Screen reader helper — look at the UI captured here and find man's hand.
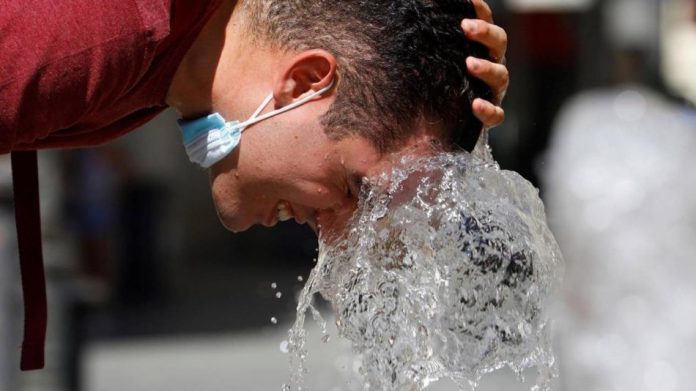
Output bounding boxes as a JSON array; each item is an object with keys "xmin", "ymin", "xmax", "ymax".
[{"xmin": 462, "ymin": 0, "xmax": 509, "ymax": 129}]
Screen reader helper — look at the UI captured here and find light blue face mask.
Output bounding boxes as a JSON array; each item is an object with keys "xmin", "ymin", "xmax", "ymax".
[{"xmin": 178, "ymin": 82, "xmax": 334, "ymax": 168}]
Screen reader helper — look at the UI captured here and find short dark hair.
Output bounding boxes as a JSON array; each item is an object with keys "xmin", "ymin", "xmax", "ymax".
[{"xmin": 243, "ymin": 0, "xmax": 492, "ymax": 152}]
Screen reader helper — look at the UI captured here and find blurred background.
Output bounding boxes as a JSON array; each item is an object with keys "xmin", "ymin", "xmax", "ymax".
[{"xmin": 2, "ymin": 0, "xmax": 695, "ymax": 389}]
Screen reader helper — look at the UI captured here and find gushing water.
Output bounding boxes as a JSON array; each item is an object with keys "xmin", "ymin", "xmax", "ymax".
[{"xmin": 285, "ymin": 139, "xmax": 564, "ymax": 390}]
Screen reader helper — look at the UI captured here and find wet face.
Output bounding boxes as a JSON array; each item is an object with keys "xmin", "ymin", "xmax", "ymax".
[
  {"xmin": 207, "ymin": 105, "xmax": 443, "ymax": 239},
  {"xmin": 208, "ymin": 119, "xmax": 387, "ymax": 236},
  {"xmin": 205, "ymin": 36, "xmax": 436, "ymax": 237},
  {"xmin": 207, "ymin": 70, "xmax": 447, "ymax": 237}
]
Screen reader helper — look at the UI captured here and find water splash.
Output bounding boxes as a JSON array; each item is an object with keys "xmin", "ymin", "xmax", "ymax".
[{"xmin": 287, "ymin": 143, "xmax": 563, "ymax": 390}]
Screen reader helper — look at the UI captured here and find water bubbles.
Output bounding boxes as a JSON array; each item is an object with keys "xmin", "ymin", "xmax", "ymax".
[
  {"xmin": 280, "ymin": 340, "xmax": 290, "ymax": 354},
  {"xmin": 272, "ymin": 283, "xmax": 282, "ymax": 299},
  {"xmin": 297, "ymin": 275, "xmax": 304, "ymax": 282},
  {"xmin": 286, "ymin": 151, "xmax": 563, "ymax": 390},
  {"xmin": 271, "ymin": 317, "xmax": 278, "ymax": 325}
]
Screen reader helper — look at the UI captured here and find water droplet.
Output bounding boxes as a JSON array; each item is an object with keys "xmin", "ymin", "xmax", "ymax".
[
  {"xmin": 270, "ymin": 317, "xmax": 278, "ymax": 324},
  {"xmin": 271, "ymin": 282, "xmax": 277, "ymax": 289},
  {"xmin": 276, "ymin": 292, "xmax": 283, "ymax": 299},
  {"xmin": 321, "ymin": 334, "xmax": 330, "ymax": 343},
  {"xmin": 297, "ymin": 275, "xmax": 304, "ymax": 282},
  {"xmin": 280, "ymin": 340, "xmax": 289, "ymax": 353}
]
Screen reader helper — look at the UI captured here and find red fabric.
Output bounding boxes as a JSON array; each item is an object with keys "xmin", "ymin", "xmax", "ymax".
[
  {"xmin": 0, "ymin": 0, "xmax": 222, "ymax": 371},
  {"xmin": 0, "ymin": 0, "xmax": 222, "ymax": 152}
]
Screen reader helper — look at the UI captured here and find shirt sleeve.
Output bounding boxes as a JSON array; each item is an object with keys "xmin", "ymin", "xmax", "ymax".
[{"xmin": 0, "ymin": 0, "xmax": 170, "ymax": 153}]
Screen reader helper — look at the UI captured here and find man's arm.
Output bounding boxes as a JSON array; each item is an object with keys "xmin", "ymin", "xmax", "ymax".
[{"xmin": 463, "ymin": 0, "xmax": 510, "ymax": 129}]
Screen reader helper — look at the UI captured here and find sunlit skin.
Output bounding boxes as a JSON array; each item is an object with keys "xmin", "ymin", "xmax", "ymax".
[{"xmin": 167, "ymin": 0, "xmax": 510, "ymax": 236}]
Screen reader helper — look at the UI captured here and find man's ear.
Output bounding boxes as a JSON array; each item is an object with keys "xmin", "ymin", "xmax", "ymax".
[{"xmin": 274, "ymin": 49, "xmax": 337, "ymax": 108}]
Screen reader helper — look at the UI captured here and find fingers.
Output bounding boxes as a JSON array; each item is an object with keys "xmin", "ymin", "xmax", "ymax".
[
  {"xmin": 473, "ymin": 98, "xmax": 505, "ymax": 129},
  {"xmin": 461, "ymin": 18, "xmax": 508, "ymax": 62},
  {"xmin": 470, "ymin": 0, "xmax": 493, "ymax": 23},
  {"xmin": 466, "ymin": 57, "xmax": 509, "ymax": 103},
  {"xmin": 465, "ymin": 0, "xmax": 509, "ymax": 129}
]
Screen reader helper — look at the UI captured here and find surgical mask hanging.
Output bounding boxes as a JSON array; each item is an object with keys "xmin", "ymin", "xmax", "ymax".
[{"xmin": 178, "ymin": 81, "xmax": 335, "ymax": 169}]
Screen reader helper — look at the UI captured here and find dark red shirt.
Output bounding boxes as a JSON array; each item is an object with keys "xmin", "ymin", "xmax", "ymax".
[
  {"xmin": 0, "ymin": 0, "xmax": 222, "ymax": 153},
  {"xmin": 0, "ymin": 0, "xmax": 222, "ymax": 371}
]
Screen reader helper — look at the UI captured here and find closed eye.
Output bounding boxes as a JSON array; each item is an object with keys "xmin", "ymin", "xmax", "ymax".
[{"xmin": 347, "ymin": 173, "xmax": 364, "ymax": 199}]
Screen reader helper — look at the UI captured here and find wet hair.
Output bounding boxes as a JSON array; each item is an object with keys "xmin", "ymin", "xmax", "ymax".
[{"xmin": 242, "ymin": 0, "xmax": 493, "ymax": 152}]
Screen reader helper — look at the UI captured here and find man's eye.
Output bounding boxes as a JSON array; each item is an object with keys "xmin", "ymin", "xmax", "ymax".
[{"xmin": 347, "ymin": 175, "xmax": 364, "ymax": 199}]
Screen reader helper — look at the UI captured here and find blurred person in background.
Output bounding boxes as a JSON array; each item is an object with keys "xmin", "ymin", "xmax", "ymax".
[
  {"xmin": 1, "ymin": 0, "xmax": 510, "ymax": 372},
  {"xmin": 542, "ymin": 0, "xmax": 696, "ymax": 390}
]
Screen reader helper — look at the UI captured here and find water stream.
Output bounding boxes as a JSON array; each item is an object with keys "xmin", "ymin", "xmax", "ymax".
[{"xmin": 285, "ymin": 138, "xmax": 564, "ymax": 390}]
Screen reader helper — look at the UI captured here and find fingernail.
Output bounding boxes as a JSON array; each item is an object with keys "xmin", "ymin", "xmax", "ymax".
[
  {"xmin": 466, "ymin": 57, "xmax": 479, "ymax": 71},
  {"xmin": 462, "ymin": 19, "xmax": 476, "ymax": 33}
]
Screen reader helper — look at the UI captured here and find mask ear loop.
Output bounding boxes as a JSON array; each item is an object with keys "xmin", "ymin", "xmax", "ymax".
[
  {"xmin": 236, "ymin": 80, "xmax": 335, "ymax": 132},
  {"xmin": 248, "ymin": 94, "xmax": 274, "ymax": 123}
]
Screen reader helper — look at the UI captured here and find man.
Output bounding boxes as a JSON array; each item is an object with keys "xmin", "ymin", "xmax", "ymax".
[
  {"xmin": 1, "ymin": 0, "xmax": 509, "ymax": 371},
  {"xmin": 172, "ymin": 0, "xmax": 509, "ymax": 235}
]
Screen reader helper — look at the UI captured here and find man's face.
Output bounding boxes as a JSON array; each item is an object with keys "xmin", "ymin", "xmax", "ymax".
[
  {"xmin": 208, "ymin": 99, "xmax": 394, "ymax": 237},
  {"xmin": 207, "ymin": 89, "xmax": 439, "ymax": 238},
  {"xmin": 206, "ymin": 41, "xmax": 436, "ymax": 237}
]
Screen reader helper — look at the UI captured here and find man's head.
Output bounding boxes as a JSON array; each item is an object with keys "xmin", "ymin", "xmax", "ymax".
[{"xmin": 207, "ymin": 0, "xmax": 491, "ymax": 234}]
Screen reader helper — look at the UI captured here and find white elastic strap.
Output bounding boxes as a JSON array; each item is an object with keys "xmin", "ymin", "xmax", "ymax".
[
  {"xmin": 249, "ymin": 94, "xmax": 274, "ymax": 120},
  {"xmin": 237, "ymin": 81, "xmax": 335, "ymax": 132}
]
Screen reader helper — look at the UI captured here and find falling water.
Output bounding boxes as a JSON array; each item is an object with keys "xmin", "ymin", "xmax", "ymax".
[{"xmin": 285, "ymin": 137, "xmax": 564, "ymax": 390}]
